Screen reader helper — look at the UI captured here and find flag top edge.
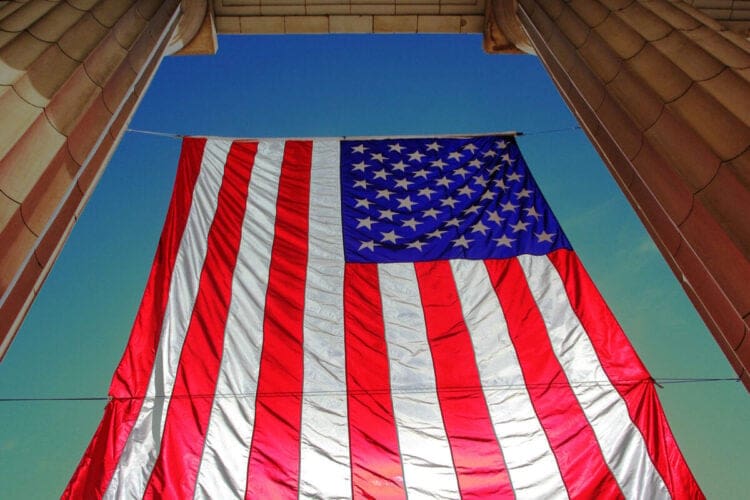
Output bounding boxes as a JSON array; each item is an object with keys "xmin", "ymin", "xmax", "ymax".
[{"xmin": 180, "ymin": 131, "xmax": 521, "ymax": 142}]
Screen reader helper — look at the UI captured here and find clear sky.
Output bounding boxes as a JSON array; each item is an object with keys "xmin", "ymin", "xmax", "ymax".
[{"xmin": 0, "ymin": 34, "xmax": 748, "ymax": 499}]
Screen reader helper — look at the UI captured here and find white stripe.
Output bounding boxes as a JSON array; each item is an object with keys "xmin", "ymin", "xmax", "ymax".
[
  {"xmin": 298, "ymin": 140, "xmax": 351, "ymax": 499},
  {"xmin": 518, "ymin": 254, "xmax": 670, "ymax": 500},
  {"xmin": 379, "ymin": 263, "xmax": 460, "ymax": 500},
  {"xmin": 450, "ymin": 259, "xmax": 568, "ymax": 500},
  {"xmin": 193, "ymin": 141, "xmax": 284, "ymax": 499},
  {"xmin": 105, "ymin": 140, "xmax": 232, "ymax": 499}
]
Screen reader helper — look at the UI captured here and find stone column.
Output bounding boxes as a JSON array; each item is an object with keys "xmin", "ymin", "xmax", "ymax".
[
  {"xmin": 489, "ymin": 0, "xmax": 750, "ymax": 388},
  {"xmin": 0, "ymin": 0, "xmax": 189, "ymax": 359}
]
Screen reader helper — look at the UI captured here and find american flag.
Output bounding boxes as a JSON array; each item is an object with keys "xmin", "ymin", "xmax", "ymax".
[{"xmin": 65, "ymin": 135, "xmax": 702, "ymax": 499}]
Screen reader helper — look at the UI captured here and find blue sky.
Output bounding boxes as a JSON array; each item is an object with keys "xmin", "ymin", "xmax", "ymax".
[{"xmin": 0, "ymin": 34, "xmax": 748, "ymax": 498}]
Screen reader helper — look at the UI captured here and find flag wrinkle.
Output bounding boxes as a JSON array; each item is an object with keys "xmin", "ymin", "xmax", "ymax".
[
  {"xmin": 519, "ymin": 254, "xmax": 669, "ymax": 499},
  {"xmin": 379, "ymin": 263, "xmax": 462, "ymax": 498},
  {"xmin": 103, "ymin": 139, "xmax": 232, "ymax": 500},
  {"xmin": 416, "ymin": 260, "xmax": 513, "ymax": 497},
  {"xmin": 245, "ymin": 141, "xmax": 311, "ymax": 500},
  {"xmin": 451, "ymin": 259, "xmax": 568, "ymax": 500},
  {"xmin": 486, "ymin": 257, "xmax": 623, "ymax": 499},
  {"xmin": 194, "ymin": 140, "xmax": 285, "ymax": 498},
  {"xmin": 143, "ymin": 140, "xmax": 257, "ymax": 499},
  {"xmin": 547, "ymin": 250, "xmax": 702, "ymax": 499}
]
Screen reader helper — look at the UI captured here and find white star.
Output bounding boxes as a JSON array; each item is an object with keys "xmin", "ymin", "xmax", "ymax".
[
  {"xmin": 494, "ymin": 178, "xmax": 508, "ymax": 190},
  {"xmin": 482, "ymin": 150, "xmax": 498, "ymax": 158},
  {"xmin": 435, "ymin": 176, "xmax": 452, "ymax": 188},
  {"xmin": 511, "ymin": 220, "xmax": 530, "ymax": 232},
  {"xmin": 418, "ymin": 186, "xmax": 436, "ymax": 199},
  {"xmin": 473, "ymin": 176, "xmax": 488, "ymax": 187},
  {"xmin": 507, "ymin": 172, "xmax": 523, "ymax": 182},
  {"xmin": 352, "ymin": 144, "xmax": 367, "ymax": 154},
  {"xmin": 378, "ymin": 208, "xmax": 397, "ymax": 220},
  {"xmin": 388, "ymin": 143, "xmax": 405, "ymax": 153},
  {"xmin": 381, "ymin": 230, "xmax": 400, "ymax": 244},
  {"xmin": 373, "ymin": 169, "xmax": 390, "ymax": 180},
  {"xmin": 376, "ymin": 188, "xmax": 393, "ymax": 200},
  {"xmin": 452, "ymin": 235, "xmax": 472, "ymax": 248},
  {"xmin": 496, "ymin": 140, "xmax": 508, "ymax": 149},
  {"xmin": 500, "ymin": 153, "xmax": 515, "ymax": 164},
  {"xmin": 431, "ymin": 159, "xmax": 448, "ymax": 169},
  {"xmin": 535, "ymin": 230, "xmax": 556, "ymax": 243},
  {"xmin": 468, "ymin": 159, "xmax": 482, "ymax": 168},
  {"xmin": 359, "ymin": 240, "xmax": 376, "ymax": 251},
  {"xmin": 407, "ymin": 240, "xmax": 426, "ymax": 251},
  {"xmin": 413, "ymin": 168, "xmax": 430, "ymax": 179},
  {"xmin": 441, "ymin": 197, "xmax": 459, "ymax": 208},
  {"xmin": 370, "ymin": 152, "xmax": 387, "ymax": 162},
  {"xmin": 481, "ymin": 191, "xmax": 496, "ymax": 201},
  {"xmin": 391, "ymin": 160, "xmax": 409, "ymax": 172},
  {"xmin": 394, "ymin": 178, "xmax": 413, "ymax": 190},
  {"xmin": 448, "ymin": 151, "xmax": 463, "ymax": 161},
  {"xmin": 357, "ymin": 217, "xmax": 376, "ymax": 229},
  {"xmin": 355, "ymin": 198, "xmax": 373, "ymax": 209},
  {"xmin": 397, "ymin": 196, "xmax": 416, "ymax": 210},
  {"xmin": 487, "ymin": 165, "xmax": 501, "ymax": 175},
  {"xmin": 487, "ymin": 211, "xmax": 504, "ymax": 224},
  {"xmin": 452, "ymin": 167, "xmax": 470, "ymax": 178},
  {"xmin": 353, "ymin": 179, "xmax": 370, "ymax": 189},
  {"xmin": 494, "ymin": 234, "xmax": 515, "ymax": 248},
  {"xmin": 471, "ymin": 220, "xmax": 490, "ymax": 235},
  {"xmin": 464, "ymin": 205, "xmax": 481, "ymax": 215},
  {"xmin": 401, "ymin": 218, "xmax": 421, "ymax": 230},
  {"xmin": 352, "ymin": 161, "xmax": 369, "ymax": 172},
  {"xmin": 463, "ymin": 143, "xmax": 478, "ymax": 152},
  {"xmin": 445, "ymin": 217, "xmax": 462, "ymax": 228},
  {"xmin": 408, "ymin": 150, "xmax": 426, "ymax": 162},
  {"xmin": 516, "ymin": 188, "xmax": 533, "ymax": 199},
  {"xmin": 524, "ymin": 206, "xmax": 542, "ymax": 219},
  {"xmin": 422, "ymin": 207, "xmax": 441, "ymax": 219},
  {"xmin": 457, "ymin": 185, "xmax": 475, "ymax": 197},
  {"xmin": 426, "ymin": 141, "xmax": 443, "ymax": 151},
  {"xmin": 500, "ymin": 200, "xmax": 519, "ymax": 212},
  {"xmin": 426, "ymin": 228, "xmax": 446, "ymax": 239}
]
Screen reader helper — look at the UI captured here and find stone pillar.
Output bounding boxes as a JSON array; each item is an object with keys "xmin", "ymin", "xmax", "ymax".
[
  {"xmin": 489, "ymin": 0, "xmax": 750, "ymax": 388},
  {"xmin": 0, "ymin": 0, "xmax": 187, "ymax": 359}
]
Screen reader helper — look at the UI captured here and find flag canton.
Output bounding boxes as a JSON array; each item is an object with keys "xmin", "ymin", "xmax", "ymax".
[{"xmin": 340, "ymin": 136, "xmax": 571, "ymax": 263}]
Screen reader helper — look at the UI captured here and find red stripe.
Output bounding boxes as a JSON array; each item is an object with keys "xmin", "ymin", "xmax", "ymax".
[
  {"xmin": 344, "ymin": 263, "xmax": 406, "ymax": 500},
  {"xmin": 484, "ymin": 258, "xmax": 624, "ymax": 500},
  {"xmin": 547, "ymin": 249, "xmax": 704, "ymax": 500},
  {"xmin": 142, "ymin": 142, "xmax": 258, "ymax": 498},
  {"xmin": 415, "ymin": 260, "xmax": 513, "ymax": 499},
  {"xmin": 245, "ymin": 141, "xmax": 312, "ymax": 499},
  {"xmin": 62, "ymin": 138, "xmax": 207, "ymax": 499}
]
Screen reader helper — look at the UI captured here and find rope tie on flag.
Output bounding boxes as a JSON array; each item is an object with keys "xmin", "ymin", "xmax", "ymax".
[
  {"xmin": 126, "ymin": 128, "xmax": 185, "ymax": 139},
  {"xmin": 0, "ymin": 376, "xmax": 741, "ymax": 402}
]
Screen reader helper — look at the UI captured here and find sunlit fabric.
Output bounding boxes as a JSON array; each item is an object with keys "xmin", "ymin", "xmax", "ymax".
[{"xmin": 64, "ymin": 135, "xmax": 703, "ymax": 499}]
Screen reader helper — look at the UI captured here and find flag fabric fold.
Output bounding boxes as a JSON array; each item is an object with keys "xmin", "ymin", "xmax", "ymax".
[{"xmin": 64, "ymin": 134, "xmax": 703, "ymax": 499}]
